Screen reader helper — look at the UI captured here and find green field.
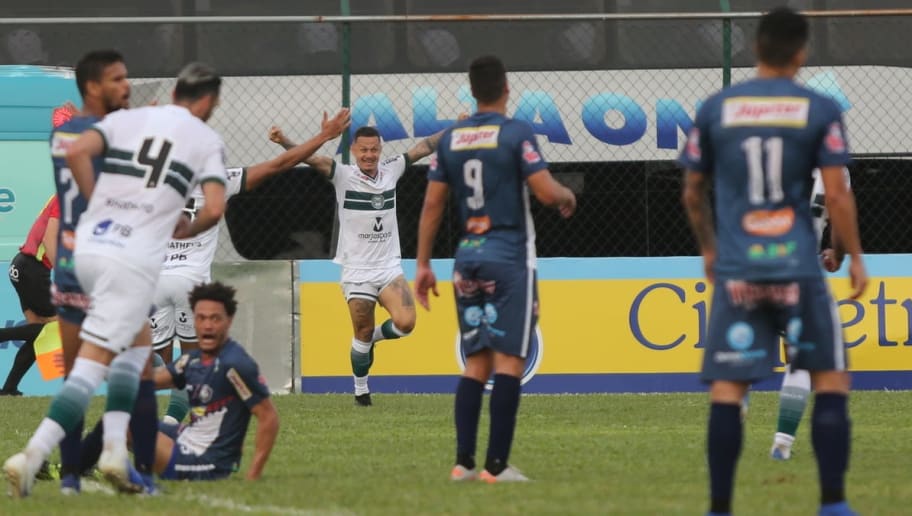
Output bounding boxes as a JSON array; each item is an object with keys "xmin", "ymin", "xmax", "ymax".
[{"xmin": 0, "ymin": 391, "xmax": 910, "ymax": 515}]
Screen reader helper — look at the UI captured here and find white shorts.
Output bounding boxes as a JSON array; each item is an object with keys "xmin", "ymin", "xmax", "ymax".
[
  {"xmin": 151, "ymin": 274, "xmax": 199, "ymax": 348},
  {"xmin": 341, "ymin": 266, "xmax": 403, "ymax": 302},
  {"xmin": 75, "ymin": 254, "xmax": 155, "ymax": 354}
]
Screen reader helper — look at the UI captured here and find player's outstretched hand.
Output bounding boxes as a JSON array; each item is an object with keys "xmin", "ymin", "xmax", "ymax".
[
  {"xmin": 821, "ymin": 248, "xmax": 843, "ymax": 273},
  {"xmin": 268, "ymin": 125, "xmax": 289, "ymax": 146},
  {"xmin": 558, "ymin": 190, "xmax": 576, "ymax": 218},
  {"xmin": 321, "ymin": 108, "xmax": 351, "ymax": 139},
  {"xmin": 172, "ymin": 212, "xmax": 192, "ymax": 239},
  {"xmin": 415, "ymin": 265, "xmax": 438, "ymax": 311},
  {"xmin": 848, "ymin": 255, "xmax": 868, "ymax": 300}
]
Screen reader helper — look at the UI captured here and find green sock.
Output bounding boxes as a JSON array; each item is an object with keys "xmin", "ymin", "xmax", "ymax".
[
  {"xmin": 106, "ymin": 360, "xmax": 141, "ymax": 414},
  {"xmin": 47, "ymin": 378, "xmax": 94, "ymax": 431},
  {"xmin": 777, "ymin": 385, "xmax": 810, "ymax": 436},
  {"xmin": 166, "ymin": 388, "xmax": 190, "ymax": 422},
  {"xmin": 351, "ymin": 349, "xmax": 371, "ymax": 377}
]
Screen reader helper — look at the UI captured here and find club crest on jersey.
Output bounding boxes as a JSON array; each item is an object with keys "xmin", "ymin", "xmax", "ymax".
[
  {"xmin": 522, "ymin": 141, "xmax": 541, "ymax": 164},
  {"xmin": 686, "ymin": 127, "xmax": 701, "ymax": 160},
  {"xmin": 742, "ymin": 207, "xmax": 795, "ymax": 237},
  {"xmin": 825, "ymin": 122, "xmax": 846, "ymax": 153},
  {"xmin": 722, "ymin": 97, "xmax": 809, "ymax": 128},
  {"xmin": 450, "ymin": 126, "xmax": 500, "ymax": 150},
  {"xmin": 370, "ymin": 194, "xmax": 385, "ymax": 209}
]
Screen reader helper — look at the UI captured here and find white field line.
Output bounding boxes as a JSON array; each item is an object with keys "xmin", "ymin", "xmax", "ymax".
[{"xmin": 182, "ymin": 493, "xmax": 357, "ymax": 516}]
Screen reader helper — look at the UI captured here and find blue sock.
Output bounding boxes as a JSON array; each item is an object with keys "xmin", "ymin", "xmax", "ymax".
[
  {"xmin": 80, "ymin": 420, "xmax": 104, "ymax": 475},
  {"xmin": 454, "ymin": 377, "xmax": 485, "ymax": 469},
  {"xmin": 130, "ymin": 380, "xmax": 158, "ymax": 474},
  {"xmin": 812, "ymin": 393, "xmax": 850, "ymax": 505},
  {"xmin": 59, "ymin": 417, "xmax": 84, "ymax": 477},
  {"xmin": 484, "ymin": 373, "xmax": 521, "ymax": 475},
  {"xmin": 707, "ymin": 403, "xmax": 742, "ymax": 515}
]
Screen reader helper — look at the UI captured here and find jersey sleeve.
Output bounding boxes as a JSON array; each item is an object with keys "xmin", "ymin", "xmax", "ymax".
[
  {"xmin": 381, "ymin": 153, "xmax": 409, "ymax": 182},
  {"xmin": 47, "ymin": 195, "xmax": 61, "ymax": 218},
  {"xmin": 816, "ymin": 100, "xmax": 851, "ymax": 168},
  {"xmin": 91, "ymin": 110, "xmax": 124, "ymax": 152},
  {"xmin": 225, "ymin": 167, "xmax": 246, "ymax": 197},
  {"xmin": 225, "ymin": 358, "xmax": 270, "ymax": 410},
  {"xmin": 677, "ymin": 101, "xmax": 713, "ymax": 174},
  {"xmin": 513, "ymin": 122, "xmax": 549, "ymax": 179},
  {"xmin": 198, "ymin": 135, "xmax": 228, "ymax": 187},
  {"xmin": 166, "ymin": 353, "xmax": 192, "ymax": 390},
  {"xmin": 427, "ymin": 132, "xmax": 449, "ymax": 183}
]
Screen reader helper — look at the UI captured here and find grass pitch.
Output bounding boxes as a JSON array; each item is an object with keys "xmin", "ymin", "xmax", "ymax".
[{"xmin": 0, "ymin": 391, "xmax": 910, "ymax": 515}]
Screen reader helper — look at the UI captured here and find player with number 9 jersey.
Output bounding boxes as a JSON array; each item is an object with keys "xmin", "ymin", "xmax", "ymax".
[{"xmin": 678, "ymin": 80, "xmax": 851, "ymax": 281}]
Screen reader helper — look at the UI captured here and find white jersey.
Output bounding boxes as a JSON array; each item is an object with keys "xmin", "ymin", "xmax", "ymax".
[
  {"xmin": 161, "ymin": 167, "xmax": 245, "ymax": 282},
  {"xmin": 75, "ymin": 105, "xmax": 227, "ymax": 279},
  {"xmin": 331, "ymin": 154, "xmax": 409, "ymax": 269},
  {"xmin": 809, "ymin": 167, "xmax": 851, "ymax": 247}
]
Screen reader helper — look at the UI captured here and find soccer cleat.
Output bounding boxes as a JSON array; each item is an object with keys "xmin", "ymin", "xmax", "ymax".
[
  {"xmin": 770, "ymin": 443, "xmax": 792, "ymax": 461},
  {"xmin": 36, "ymin": 460, "xmax": 60, "ymax": 481},
  {"xmin": 449, "ymin": 465, "xmax": 478, "ymax": 482},
  {"xmin": 137, "ymin": 472, "xmax": 161, "ymax": 496},
  {"xmin": 479, "ymin": 466, "xmax": 529, "ymax": 483},
  {"xmin": 4, "ymin": 452, "xmax": 36, "ymax": 499},
  {"xmin": 818, "ymin": 501, "xmax": 858, "ymax": 516},
  {"xmin": 98, "ymin": 446, "xmax": 143, "ymax": 494},
  {"xmin": 60, "ymin": 473, "xmax": 81, "ymax": 495},
  {"xmin": 355, "ymin": 393, "xmax": 372, "ymax": 406}
]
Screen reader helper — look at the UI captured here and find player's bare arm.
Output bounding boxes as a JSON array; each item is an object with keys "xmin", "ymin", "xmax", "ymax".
[
  {"xmin": 415, "ymin": 181, "xmax": 449, "ymax": 310},
  {"xmin": 681, "ymin": 170, "xmax": 717, "ymax": 282},
  {"xmin": 41, "ymin": 216, "xmax": 59, "ymax": 266},
  {"xmin": 246, "ymin": 398, "xmax": 279, "ymax": 480},
  {"xmin": 152, "ymin": 366, "xmax": 175, "ymax": 390},
  {"xmin": 268, "ymin": 125, "xmax": 334, "ymax": 177},
  {"xmin": 246, "ymin": 110, "xmax": 351, "ymax": 191},
  {"xmin": 820, "ymin": 164, "xmax": 867, "ymax": 298},
  {"xmin": 66, "ymin": 129, "xmax": 106, "ymax": 199},
  {"xmin": 405, "ymin": 114, "xmax": 467, "ymax": 163},
  {"xmin": 177, "ymin": 180, "xmax": 227, "ymax": 239},
  {"xmin": 526, "ymin": 169, "xmax": 577, "ymax": 218}
]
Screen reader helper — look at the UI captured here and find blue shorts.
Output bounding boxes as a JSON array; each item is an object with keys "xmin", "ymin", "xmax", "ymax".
[
  {"xmin": 453, "ymin": 261, "xmax": 538, "ymax": 359},
  {"xmin": 52, "ymin": 270, "xmax": 89, "ymax": 325},
  {"xmin": 158, "ymin": 421, "xmax": 231, "ymax": 481},
  {"xmin": 701, "ymin": 277, "xmax": 846, "ymax": 383}
]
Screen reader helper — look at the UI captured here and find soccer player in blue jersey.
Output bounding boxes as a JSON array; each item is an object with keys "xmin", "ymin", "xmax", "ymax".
[
  {"xmin": 415, "ymin": 55, "xmax": 576, "ymax": 483},
  {"xmin": 45, "ymin": 49, "xmax": 162, "ymax": 496},
  {"xmin": 150, "ymin": 282, "xmax": 279, "ymax": 481},
  {"xmin": 678, "ymin": 8, "xmax": 866, "ymax": 516}
]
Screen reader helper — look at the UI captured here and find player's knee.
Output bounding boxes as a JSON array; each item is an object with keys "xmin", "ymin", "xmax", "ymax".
[
  {"xmin": 355, "ymin": 327, "xmax": 374, "ymax": 343},
  {"xmin": 393, "ymin": 313, "xmax": 416, "ymax": 335}
]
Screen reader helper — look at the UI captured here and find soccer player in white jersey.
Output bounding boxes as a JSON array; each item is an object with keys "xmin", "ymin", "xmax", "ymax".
[
  {"xmin": 152, "ymin": 109, "xmax": 351, "ymax": 364},
  {"xmin": 270, "ymin": 123, "xmax": 452, "ymax": 405},
  {"xmin": 770, "ymin": 166, "xmax": 852, "ymax": 460},
  {"xmin": 4, "ymin": 62, "xmax": 229, "ymax": 498}
]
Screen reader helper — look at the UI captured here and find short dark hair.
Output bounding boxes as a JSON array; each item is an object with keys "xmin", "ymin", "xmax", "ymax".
[
  {"xmin": 469, "ymin": 55, "xmax": 507, "ymax": 104},
  {"xmin": 756, "ymin": 7, "xmax": 809, "ymax": 67},
  {"xmin": 353, "ymin": 126, "xmax": 381, "ymax": 141},
  {"xmin": 189, "ymin": 281, "xmax": 238, "ymax": 317},
  {"xmin": 174, "ymin": 62, "xmax": 222, "ymax": 102},
  {"xmin": 75, "ymin": 50, "xmax": 124, "ymax": 98}
]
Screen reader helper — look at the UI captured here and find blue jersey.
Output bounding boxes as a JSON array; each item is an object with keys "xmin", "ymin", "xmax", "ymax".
[
  {"xmin": 678, "ymin": 78, "xmax": 850, "ymax": 281},
  {"xmin": 167, "ymin": 339, "xmax": 270, "ymax": 476},
  {"xmin": 49, "ymin": 115, "xmax": 101, "ymax": 294},
  {"xmin": 428, "ymin": 112, "xmax": 548, "ymax": 265}
]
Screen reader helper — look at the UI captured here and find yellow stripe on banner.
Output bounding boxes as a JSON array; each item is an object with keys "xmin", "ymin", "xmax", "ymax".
[
  {"xmin": 34, "ymin": 320, "xmax": 63, "ymax": 381},
  {"xmin": 300, "ymin": 277, "xmax": 912, "ymax": 378}
]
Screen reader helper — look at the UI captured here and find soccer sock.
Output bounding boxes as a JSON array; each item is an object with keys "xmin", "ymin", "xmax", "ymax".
[
  {"xmin": 1, "ymin": 323, "xmax": 42, "ymax": 391},
  {"xmin": 350, "ymin": 338, "xmax": 372, "ymax": 378},
  {"xmin": 812, "ymin": 393, "xmax": 850, "ymax": 505},
  {"xmin": 129, "ymin": 380, "xmax": 158, "ymax": 474},
  {"xmin": 26, "ymin": 358, "xmax": 107, "ymax": 469},
  {"xmin": 166, "ymin": 388, "xmax": 190, "ymax": 423},
  {"xmin": 776, "ymin": 367, "xmax": 811, "ymax": 438},
  {"xmin": 79, "ymin": 420, "xmax": 104, "ymax": 475},
  {"xmin": 59, "ymin": 417, "xmax": 84, "ymax": 477},
  {"xmin": 454, "ymin": 377, "xmax": 485, "ymax": 470},
  {"xmin": 484, "ymin": 374, "xmax": 521, "ymax": 475},
  {"xmin": 104, "ymin": 346, "xmax": 150, "ymax": 449},
  {"xmin": 707, "ymin": 403, "xmax": 743, "ymax": 515},
  {"xmin": 372, "ymin": 319, "xmax": 411, "ymax": 343}
]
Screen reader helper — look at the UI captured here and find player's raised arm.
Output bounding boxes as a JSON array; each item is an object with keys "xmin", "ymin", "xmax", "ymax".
[
  {"xmin": 245, "ymin": 110, "xmax": 351, "ymax": 191},
  {"xmin": 526, "ymin": 169, "xmax": 576, "ymax": 218},
  {"xmin": 406, "ymin": 114, "xmax": 469, "ymax": 164},
  {"xmin": 245, "ymin": 398, "xmax": 279, "ymax": 480},
  {"xmin": 65, "ymin": 129, "xmax": 106, "ymax": 200},
  {"xmin": 269, "ymin": 125, "xmax": 334, "ymax": 177},
  {"xmin": 681, "ymin": 169, "xmax": 717, "ymax": 283},
  {"xmin": 820, "ymin": 164, "xmax": 867, "ymax": 298}
]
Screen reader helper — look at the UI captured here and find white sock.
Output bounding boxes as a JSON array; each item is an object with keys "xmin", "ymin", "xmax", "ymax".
[
  {"xmin": 372, "ymin": 325, "xmax": 384, "ymax": 343},
  {"xmin": 351, "ymin": 338, "xmax": 371, "ymax": 354},
  {"xmin": 782, "ymin": 366, "xmax": 811, "ymax": 391},
  {"xmin": 774, "ymin": 432, "xmax": 796, "ymax": 448},
  {"xmin": 102, "ymin": 411, "xmax": 131, "ymax": 450},
  {"xmin": 354, "ymin": 375, "xmax": 369, "ymax": 396},
  {"xmin": 25, "ymin": 419, "xmax": 66, "ymax": 469}
]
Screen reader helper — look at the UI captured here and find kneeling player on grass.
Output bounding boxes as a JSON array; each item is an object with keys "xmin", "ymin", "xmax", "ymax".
[{"xmin": 151, "ymin": 282, "xmax": 279, "ymax": 480}]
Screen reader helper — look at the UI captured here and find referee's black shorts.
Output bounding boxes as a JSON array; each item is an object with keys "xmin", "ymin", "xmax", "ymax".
[{"xmin": 8, "ymin": 252, "xmax": 54, "ymax": 318}]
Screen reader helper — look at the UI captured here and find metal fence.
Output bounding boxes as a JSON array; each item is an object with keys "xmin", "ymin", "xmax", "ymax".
[{"xmin": 3, "ymin": 9, "xmax": 911, "ymax": 259}]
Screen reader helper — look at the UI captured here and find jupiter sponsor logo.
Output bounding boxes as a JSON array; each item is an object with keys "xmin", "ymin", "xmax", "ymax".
[
  {"xmin": 722, "ymin": 97, "xmax": 809, "ymax": 127},
  {"xmin": 451, "ymin": 126, "xmax": 500, "ymax": 150}
]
